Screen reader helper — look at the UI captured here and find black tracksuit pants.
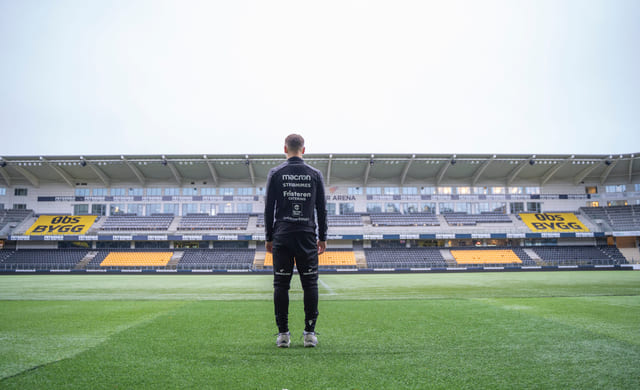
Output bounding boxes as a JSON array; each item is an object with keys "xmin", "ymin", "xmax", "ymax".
[{"xmin": 272, "ymin": 231, "xmax": 319, "ymax": 333}]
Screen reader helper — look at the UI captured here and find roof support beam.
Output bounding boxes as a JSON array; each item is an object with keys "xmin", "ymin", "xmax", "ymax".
[
  {"xmin": 363, "ymin": 155, "xmax": 373, "ymax": 186},
  {"xmin": 629, "ymin": 156, "xmax": 634, "ymax": 183},
  {"xmin": 0, "ymin": 167, "xmax": 11, "ymax": 186},
  {"xmin": 203, "ymin": 156, "xmax": 219, "ymax": 186},
  {"xmin": 471, "ymin": 156, "xmax": 494, "ymax": 186},
  {"xmin": 246, "ymin": 156, "xmax": 255, "ymax": 186},
  {"xmin": 166, "ymin": 161, "xmax": 182, "ymax": 186},
  {"xmin": 122, "ymin": 156, "xmax": 146, "ymax": 186},
  {"xmin": 507, "ymin": 155, "xmax": 535, "ymax": 185},
  {"xmin": 87, "ymin": 162, "xmax": 111, "ymax": 187},
  {"xmin": 326, "ymin": 154, "xmax": 333, "ymax": 186},
  {"xmin": 541, "ymin": 156, "xmax": 574, "ymax": 186},
  {"xmin": 14, "ymin": 166, "xmax": 39, "ymax": 187},
  {"xmin": 600, "ymin": 158, "xmax": 618, "ymax": 185},
  {"xmin": 436, "ymin": 156, "xmax": 454, "ymax": 186},
  {"xmin": 574, "ymin": 161, "xmax": 604, "ymax": 185},
  {"xmin": 400, "ymin": 155, "xmax": 415, "ymax": 185},
  {"xmin": 42, "ymin": 158, "xmax": 75, "ymax": 188}
]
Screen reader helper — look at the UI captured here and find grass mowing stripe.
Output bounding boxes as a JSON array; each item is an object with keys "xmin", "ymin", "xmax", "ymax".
[{"xmin": 0, "ymin": 301, "xmax": 188, "ymax": 380}]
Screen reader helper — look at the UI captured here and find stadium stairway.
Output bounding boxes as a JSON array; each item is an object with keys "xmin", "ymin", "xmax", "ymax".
[
  {"xmin": 439, "ymin": 249, "xmax": 457, "ymax": 267},
  {"xmin": 74, "ymin": 251, "xmax": 98, "ymax": 270},
  {"xmin": 167, "ymin": 217, "xmax": 181, "ymax": 232},
  {"xmin": 523, "ymin": 248, "xmax": 542, "ymax": 264},
  {"xmin": 619, "ymin": 247, "xmax": 640, "ymax": 264},
  {"xmin": 354, "ymin": 248, "xmax": 367, "ymax": 268},
  {"xmin": 167, "ymin": 251, "xmax": 183, "ymax": 268},
  {"xmin": 253, "ymin": 250, "xmax": 266, "ymax": 269}
]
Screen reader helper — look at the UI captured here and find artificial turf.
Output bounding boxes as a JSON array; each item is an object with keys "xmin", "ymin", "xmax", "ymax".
[{"xmin": 1, "ymin": 271, "xmax": 639, "ymax": 389}]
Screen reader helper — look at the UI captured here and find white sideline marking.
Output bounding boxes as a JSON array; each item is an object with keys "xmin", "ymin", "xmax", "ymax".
[{"xmin": 319, "ymin": 278, "xmax": 336, "ymax": 295}]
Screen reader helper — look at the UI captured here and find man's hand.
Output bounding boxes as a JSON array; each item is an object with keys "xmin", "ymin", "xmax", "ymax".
[
  {"xmin": 265, "ymin": 241, "xmax": 273, "ymax": 254},
  {"xmin": 317, "ymin": 240, "xmax": 326, "ymax": 254}
]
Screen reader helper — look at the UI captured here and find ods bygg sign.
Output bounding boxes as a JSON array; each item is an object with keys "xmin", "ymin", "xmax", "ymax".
[
  {"xmin": 519, "ymin": 213, "xmax": 589, "ymax": 233},
  {"xmin": 25, "ymin": 215, "xmax": 96, "ymax": 235}
]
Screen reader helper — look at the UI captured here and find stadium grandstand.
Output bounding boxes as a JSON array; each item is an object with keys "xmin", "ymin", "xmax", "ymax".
[{"xmin": 0, "ymin": 152, "xmax": 639, "ymax": 273}]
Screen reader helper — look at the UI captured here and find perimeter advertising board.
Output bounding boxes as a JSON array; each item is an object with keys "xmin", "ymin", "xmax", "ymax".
[{"xmin": 519, "ymin": 213, "xmax": 589, "ymax": 233}]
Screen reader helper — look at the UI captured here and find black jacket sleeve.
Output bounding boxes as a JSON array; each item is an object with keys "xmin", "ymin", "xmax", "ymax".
[
  {"xmin": 264, "ymin": 169, "xmax": 277, "ymax": 242},
  {"xmin": 316, "ymin": 172, "xmax": 328, "ymax": 241}
]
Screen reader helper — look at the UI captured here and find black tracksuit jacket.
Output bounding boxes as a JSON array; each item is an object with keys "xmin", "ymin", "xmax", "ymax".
[{"xmin": 264, "ymin": 156, "xmax": 328, "ymax": 242}]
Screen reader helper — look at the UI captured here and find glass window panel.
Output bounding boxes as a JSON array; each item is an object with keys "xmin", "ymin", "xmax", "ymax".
[
  {"xmin": 111, "ymin": 188, "xmax": 126, "ymax": 196},
  {"xmin": 473, "ymin": 187, "xmax": 488, "ymax": 195},
  {"xmin": 525, "ymin": 187, "xmax": 540, "ymax": 194},
  {"xmin": 163, "ymin": 203, "xmax": 179, "ymax": 215},
  {"xmin": 348, "ymin": 187, "xmax": 363, "ymax": 195},
  {"xmin": 402, "ymin": 187, "xmax": 418, "ymax": 195},
  {"xmin": 421, "ymin": 187, "xmax": 435, "ymax": 195},
  {"xmin": 508, "ymin": 187, "xmax": 523, "ymax": 194},
  {"xmin": 237, "ymin": 188, "xmax": 253, "ymax": 196},
  {"xmin": 367, "ymin": 203, "xmax": 382, "ymax": 213},
  {"xmin": 183, "ymin": 188, "xmax": 197, "ymax": 196},
  {"xmin": 403, "ymin": 203, "xmax": 419, "ymax": 213},
  {"xmin": 384, "ymin": 187, "xmax": 400, "ymax": 195},
  {"xmin": 73, "ymin": 204, "xmax": 89, "ymax": 215},
  {"xmin": 457, "ymin": 187, "xmax": 471, "ymax": 195},
  {"xmin": 14, "ymin": 188, "xmax": 28, "ymax": 196},
  {"xmin": 220, "ymin": 188, "xmax": 234, "ymax": 196},
  {"xmin": 366, "ymin": 187, "xmax": 381, "ymax": 195},
  {"xmin": 75, "ymin": 188, "xmax": 90, "ymax": 196},
  {"xmin": 0, "ymin": 188, "xmax": 6, "ymax": 196},
  {"xmin": 146, "ymin": 204, "xmax": 161, "ymax": 215},
  {"xmin": 255, "ymin": 187, "xmax": 265, "ymax": 196},
  {"xmin": 421, "ymin": 203, "xmax": 436, "ymax": 213},
  {"xmin": 182, "ymin": 203, "xmax": 199, "ymax": 215},
  {"xmin": 128, "ymin": 188, "xmax": 143, "ymax": 196},
  {"xmin": 510, "ymin": 202, "xmax": 525, "ymax": 214},
  {"xmin": 491, "ymin": 187, "xmax": 505, "ymax": 195},
  {"xmin": 110, "ymin": 204, "xmax": 125, "ymax": 215},
  {"xmin": 527, "ymin": 202, "xmax": 541, "ymax": 213},
  {"xmin": 165, "ymin": 188, "xmax": 180, "ymax": 196},
  {"xmin": 237, "ymin": 203, "xmax": 252, "ymax": 213},
  {"xmin": 385, "ymin": 203, "xmax": 400, "ymax": 213},
  {"xmin": 439, "ymin": 203, "xmax": 454, "ymax": 213},
  {"xmin": 200, "ymin": 204, "xmax": 217, "ymax": 215},
  {"xmin": 339, "ymin": 203, "xmax": 355, "ymax": 214},
  {"xmin": 93, "ymin": 188, "xmax": 108, "ymax": 196},
  {"xmin": 146, "ymin": 188, "xmax": 162, "ymax": 196},
  {"xmin": 438, "ymin": 187, "xmax": 453, "ymax": 195},
  {"xmin": 127, "ymin": 204, "xmax": 144, "ymax": 215},
  {"xmin": 326, "ymin": 203, "xmax": 337, "ymax": 215},
  {"xmin": 91, "ymin": 204, "xmax": 107, "ymax": 216}
]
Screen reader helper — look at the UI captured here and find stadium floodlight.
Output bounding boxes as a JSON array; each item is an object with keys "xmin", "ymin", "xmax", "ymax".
[
  {"xmin": 450, "ymin": 155, "xmax": 457, "ymax": 165},
  {"xmin": 370, "ymin": 154, "xmax": 375, "ymax": 166},
  {"xmin": 162, "ymin": 155, "xmax": 168, "ymax": 166},
  {"xmin": 0, "ymin": 160, "xmax": 5, "ymax": 168},
  {"xmin": 80, "ymin": 157, "xmax": 87, "ymax": 167}
]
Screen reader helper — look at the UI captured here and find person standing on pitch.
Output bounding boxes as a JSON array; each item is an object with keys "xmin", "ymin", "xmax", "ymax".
[{"xmin": 264, "ymin": 134, "xmax": 328, "ymax": 348}]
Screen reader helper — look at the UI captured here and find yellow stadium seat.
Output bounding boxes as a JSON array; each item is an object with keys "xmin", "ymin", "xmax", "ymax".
[
  {"xmin": 100, "ymin": 252, "xmax": 173, "ymax": 267},
  {"xmin": 263, "ymin": 251, "xmax": 356, "ymax": 266},
  {"xmin": 450, "ymin": 249, "xmax": 522, "ymax": 265}
]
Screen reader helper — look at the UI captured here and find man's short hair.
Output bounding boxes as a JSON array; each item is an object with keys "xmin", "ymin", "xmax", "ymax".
[{"xmin": 285, "ymin": 134, "xmax": 305, "ymax": 152}]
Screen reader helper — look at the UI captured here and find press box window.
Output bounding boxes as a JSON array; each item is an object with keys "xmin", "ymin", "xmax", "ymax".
[
  {"xmin": 75, "ymin": 189, "xmax": 90, "ymax": 197},
  {"xmin": 14, "ymin": 188, "xmax": 28, "ymax": 196},
  {"xmin": 0, "ymin": 187, "xmax": 6, "ymax": 196},
  {"xmin": 74, "ymin": 204, "xmax": 89, "ymax": 215}
]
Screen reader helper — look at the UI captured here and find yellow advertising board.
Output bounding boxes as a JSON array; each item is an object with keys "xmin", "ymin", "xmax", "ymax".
[
  {"xmin": 25, "ymin": 215, "xmax": 96, "ymax": 235},
  {"xmin": 519, "ymin": 213, "xmax": 589, "ymax": 233}
]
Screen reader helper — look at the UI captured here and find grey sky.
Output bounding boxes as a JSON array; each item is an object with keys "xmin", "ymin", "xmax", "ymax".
[{"xmin": 1, "ymin": 0, "xmax": 638, "ymax": 157}]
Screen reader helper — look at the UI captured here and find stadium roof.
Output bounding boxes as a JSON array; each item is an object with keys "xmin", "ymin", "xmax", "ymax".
[{"xmin": 0, "ymin": 153, "xmax": 638, "ymax": 188}]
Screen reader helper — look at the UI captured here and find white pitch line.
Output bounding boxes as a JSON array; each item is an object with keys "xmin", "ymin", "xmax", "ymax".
[{"xmin": 318, "ymin": 278, "xmax": 336, "ymax": 295}]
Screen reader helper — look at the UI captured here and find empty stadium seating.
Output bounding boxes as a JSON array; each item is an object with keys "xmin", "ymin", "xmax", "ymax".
[
  {"xmin": 101, "ymin": 215, "xmax": 174, "ymax": 231},
  {"xmin": 0, "ymin": 209, "xmax": 33, "ymax": 232},
  {"xmin": 177, "ymin": 249, "xmax": 255, "ymax": 270},
  {"xmin": 178, "ymin": 214, "xmax": 249, "ymax": 230},
  {"xmin": 99, "ymin": 252, "xmax": 173, "ymax": 267},
  {"xmin": 580, "ymin": 205, "xmax": 640, "ymax": 231},
  {"xmin": 364, "ymin": 247, "xmax": 447, "ymax": 268},
  {"xmin": 450, "ymin": 249, "xmax": 522, "ymax": 265},
  {"xmin": 443, "ymin": 212, "xmax": 512, "ymax": 226},
  {"xmin": 530, "ymin": 246, "xmax": 626, "ymax": 266},
  {"xmin": 370, "ymin": 213, "xmax": 439, "ymax": 226},
  {"xmin": 0, "ymin": 249, "xmax": 88, "ymax": 270}
]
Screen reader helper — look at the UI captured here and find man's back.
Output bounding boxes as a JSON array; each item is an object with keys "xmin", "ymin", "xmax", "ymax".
[{"xmin": 264, "ymin": 156, "xmax": 328, "ymax": 242}]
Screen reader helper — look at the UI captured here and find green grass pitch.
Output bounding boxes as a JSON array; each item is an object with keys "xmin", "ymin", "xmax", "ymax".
[{"xmin": 1, "ymin": 271, "xmax": 639, "ymax": 389}]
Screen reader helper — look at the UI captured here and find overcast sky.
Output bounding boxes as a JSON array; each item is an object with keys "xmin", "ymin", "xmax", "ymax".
[{"xmin": 1, "ymin": 0, "xmax": 638, "ymax": 157}]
